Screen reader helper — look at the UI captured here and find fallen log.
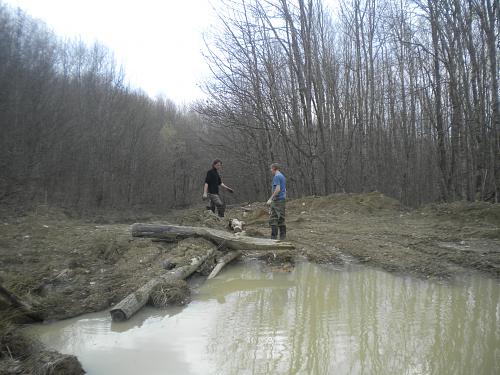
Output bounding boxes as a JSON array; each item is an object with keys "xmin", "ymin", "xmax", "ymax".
[
  {"xmin": 208, "ymin": 251, "xmax": 241, "ymax": 279},
  {"xmin": 131, "ymin": 223, "xmax": 294, "ymax": 250},
  {"xmin": 110, "ymin": 248, "xmax": 215, "ymax": 322}
]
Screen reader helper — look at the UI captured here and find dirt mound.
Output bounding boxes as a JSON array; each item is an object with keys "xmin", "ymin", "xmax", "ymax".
[
  {"xmin": 242, "ymin": 207, "xmax": 269, "ymax": 224},
  {"xmin": 176, "ymin": 208, "xmax": 226, "ymax": 229},
  {"xmin": 288, "ymin": 192, "xmax": 400, "ymax": 214},
  {"xmin": 420, "ymin": 201, "xmax": 500, "ymax": 227}
]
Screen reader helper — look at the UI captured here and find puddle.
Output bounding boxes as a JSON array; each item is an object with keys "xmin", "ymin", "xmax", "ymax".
[{"xmin": 27, "ymin": 262, "xmax": 500, "ymax": 374}]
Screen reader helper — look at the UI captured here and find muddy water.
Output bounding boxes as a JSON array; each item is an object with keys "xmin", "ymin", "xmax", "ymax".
[{"xmin": 28, "ymin": 262, "xmax": 499, "ymax": 375}]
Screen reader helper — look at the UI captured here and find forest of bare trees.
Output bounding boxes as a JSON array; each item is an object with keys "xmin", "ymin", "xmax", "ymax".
[
  {"xmin": 199, "ymin": 0, "xmax": 499, "ymax": 206},
  {"xmin": 0, "ymin": 2, "xmax": 213, "ymax": 212},
  {"xmin": 0, "ymin": 0, "xmax": 498, "ymax": 212}
]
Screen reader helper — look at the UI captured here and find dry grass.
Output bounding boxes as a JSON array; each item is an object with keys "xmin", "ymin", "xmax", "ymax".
[
  {"xmin": 0, "ymin": 312, "xmax": 36, "ymax": 375},
  {"xmin": 149, "ymin": 280, "xmax": 191, "ymax": 307},
  {"xmin": 0, "ymin": 315, "xmax": 83, "ymax": 375}
]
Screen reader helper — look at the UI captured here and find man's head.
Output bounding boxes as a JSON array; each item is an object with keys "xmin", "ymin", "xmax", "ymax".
[
  {"xmin": 212, "ymin": 159, "xmax": 222, "ymax": 170},
  {"xmin": 270, "ymin": 163, "xmax": 280, "ymax": 176}
]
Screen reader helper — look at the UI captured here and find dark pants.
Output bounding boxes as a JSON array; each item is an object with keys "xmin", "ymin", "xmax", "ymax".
[
  {"xmin": 207, "ymin": 193, "xmax": 225, "ymax": 217},
  {"xmin": 269, "ymin": 200, "xmax": 286, "ymax": 226}
]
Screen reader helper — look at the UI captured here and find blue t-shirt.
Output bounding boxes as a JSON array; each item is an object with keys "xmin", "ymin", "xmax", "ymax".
[{"xmin": 272, "ymin": 171, "xmax": 286, "ymax": 200}]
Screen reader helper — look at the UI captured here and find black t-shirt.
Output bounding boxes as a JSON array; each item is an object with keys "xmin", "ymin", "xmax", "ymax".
[{"xmin": 205, "ymin": 168, "xmax": 222, "ymax": 194}]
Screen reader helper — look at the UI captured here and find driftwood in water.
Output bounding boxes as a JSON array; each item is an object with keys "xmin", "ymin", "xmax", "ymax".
[
  {"xmin": 0, "ymin": 283, "xmax": 41, "ymax": 321},
  {"xmin": 208, "ymin": 251, "xmax": 241, "ymax": 279},
  {"xmin": 110, "ymin": 248, "xmax": 215, "ymax": 322},
  {"xmin": 131, "ymin": 223, "xmax": 294, "ymax": 250}
]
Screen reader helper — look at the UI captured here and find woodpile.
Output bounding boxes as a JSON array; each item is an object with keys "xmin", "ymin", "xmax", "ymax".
[{"xmin": 110, "ymin": 223, "xmax": 295, "ymax": 321}]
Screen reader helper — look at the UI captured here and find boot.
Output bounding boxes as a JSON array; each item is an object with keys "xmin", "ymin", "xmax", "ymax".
[
  {"xmin": 217, "ymin": 205, "xmax": 225, "ymax": 218},
  {"xmin": 271, "ymin": 225, "xmax": 278, "ymax": 240},
  {"xmin": 279, "ymin": 225, "xmax": 286, "ymax": 240}
]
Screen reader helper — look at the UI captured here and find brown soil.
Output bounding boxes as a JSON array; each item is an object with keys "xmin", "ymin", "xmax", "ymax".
[
  {"xmin": 232, "ymin": 193, "xmax": 500, "ymax": 279},
  {"xmin": 1, "ymin": 194, "xmax": 498, "ymax": 319},
  {"xmin": 0, "ymin": 193, "xmax": 499, "ymax": 372}
]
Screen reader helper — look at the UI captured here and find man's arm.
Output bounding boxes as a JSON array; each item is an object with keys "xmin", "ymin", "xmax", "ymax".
[
  {"xmin": 221, "ymin": 182, "xmax": 234, "ymax": 193},
  {"xmin": 202, "ymin": 183, "xmax": 209, "ymax": 199},
  {"xmin": 267, "ymin": 185, "xmax": 280, "ymax": 205}
]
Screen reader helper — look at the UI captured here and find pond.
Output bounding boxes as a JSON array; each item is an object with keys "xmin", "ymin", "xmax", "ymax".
[{"xmin": 27, "ymin": 262, "xmax": 499, "ymax": 375}]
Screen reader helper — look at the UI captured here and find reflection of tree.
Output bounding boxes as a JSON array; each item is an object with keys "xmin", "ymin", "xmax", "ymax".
[
  {"xmin": 29, "ymin": 264, "xmax": 499, "ymax": 374},
  {"xmin": 204, "ymin": 273, "xmax": 294, "ymax": 374},
  {"xmin": 204, "ymin": 264, "xmax": 499, "ymax": 375},
  {"xmin": 110, "ymin": 305, "xmax": 186, "ymax": 333},
  {"xmin": 198, "ymin": 279, "xmax": 295, "ymax": 302},
  {"xmin": 27, "ymin": 311, "xmax": 112, "ymax": 354}
]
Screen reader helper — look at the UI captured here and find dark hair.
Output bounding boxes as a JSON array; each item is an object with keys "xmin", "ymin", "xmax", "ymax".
[
  {"xmin": 212, "ymin": 159, "xmax": 222, "ymax": 167},
  {"xmin": 270, "ymin": 163, "xmax": 281, "ymax": 170}
]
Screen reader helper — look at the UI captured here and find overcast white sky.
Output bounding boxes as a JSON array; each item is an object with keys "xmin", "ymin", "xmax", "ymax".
[{"xmin": 5, "ymin": 0, "xmax": 218, "ymax": 104}]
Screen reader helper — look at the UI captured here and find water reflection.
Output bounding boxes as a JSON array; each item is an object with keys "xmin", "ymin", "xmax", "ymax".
[{"xmin": 27, "ymin": 262, "xmax": 499, "ymax": 375}]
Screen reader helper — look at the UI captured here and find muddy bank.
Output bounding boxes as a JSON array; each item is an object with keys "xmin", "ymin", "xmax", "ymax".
[
  {"xmin": 1, "ymin": 194, "xmax": 499, "ymax": 320},
  {"xmin": 0, "ymin": 316, "xmax": 83, "ymax": 375},
  {"xmin": 228, "ymin": 193, "xmax": 500, "ymax": 279},
  {"xmin": 0, "ymin": 193, "xmax": 499, "ymax": 372}
]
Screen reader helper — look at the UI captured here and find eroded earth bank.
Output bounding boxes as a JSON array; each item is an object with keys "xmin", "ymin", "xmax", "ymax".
[{"xmin": 0, "ymin": 193, "xmax": 499, "ymax": 373}]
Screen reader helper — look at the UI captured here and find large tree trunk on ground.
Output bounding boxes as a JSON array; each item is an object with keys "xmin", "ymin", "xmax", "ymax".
[
  {"xmin": 131, "ymin": 223, "xmax": 295, "ymax": 250},
  {"xmin": 110, "ymin": 248, "xmax": 215, "ymax": 322},
  {"xmin": 208, "ymin": 251, "xmax": 241, "ymax": 279}
]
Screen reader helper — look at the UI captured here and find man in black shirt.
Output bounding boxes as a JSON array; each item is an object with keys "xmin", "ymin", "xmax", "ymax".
[{"xmin": 203, "ymin": 159, "xmax": 234, "ymax": 217}]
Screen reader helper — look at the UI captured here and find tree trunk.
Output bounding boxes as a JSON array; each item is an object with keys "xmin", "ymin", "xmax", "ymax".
[
  {"xmin": 208, "ymin": 251, "xmax": 241, "ymax": 279},
  {"xmin": 429, "ymin": 0, "xmax": 449, "ymax": 201},
  {"xmin": 131, "ymin": 223, "xmax": 295, "ymax": 250},
  {"xmin": 110, "ymin": 249, "xmax": 215, "ymax": 322}
]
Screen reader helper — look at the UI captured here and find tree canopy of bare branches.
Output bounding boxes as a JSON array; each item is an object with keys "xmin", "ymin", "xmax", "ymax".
[
  {"xmin": 198, "ymin": 0, "xmax": 499, "ymax": 205},
  {"xmin": 0, "ymin": 3, "xmax": 212, "ymax": 213},
  {"xmin": 1, "ymin": 0, "xmax": 498, "ymax": 211}
]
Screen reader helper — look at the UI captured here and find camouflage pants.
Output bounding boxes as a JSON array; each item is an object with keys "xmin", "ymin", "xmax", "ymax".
[
  {"xmin": 269, "ymin": 200, "xmax": 286, "ymax": 226},
  {"xmin": 207, "ymin": 193, "xmax": 225, "ymax": 217}
]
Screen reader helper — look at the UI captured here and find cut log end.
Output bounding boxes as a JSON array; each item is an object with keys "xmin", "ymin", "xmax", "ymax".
[
  {"xmin": 229, "ymin": 219, "xmax": 245, "ymax": 233},
  {"xmin": 110, "ymin": 309, "xmax": 127, "ymax": 322}
]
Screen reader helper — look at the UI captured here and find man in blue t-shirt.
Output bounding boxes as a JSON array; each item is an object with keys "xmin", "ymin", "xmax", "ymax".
[{"xmin": 266, "ymin": 163, "xmax": 287, "ymax": 240}]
